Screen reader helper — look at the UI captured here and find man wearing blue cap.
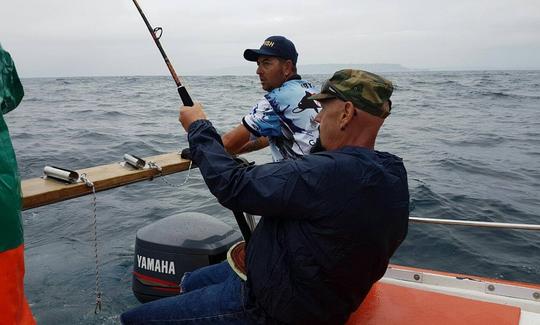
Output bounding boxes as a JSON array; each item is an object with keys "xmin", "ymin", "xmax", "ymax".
[{"xmin": 222, "ymin": 36, "xmax": 320, "ymax": 162}]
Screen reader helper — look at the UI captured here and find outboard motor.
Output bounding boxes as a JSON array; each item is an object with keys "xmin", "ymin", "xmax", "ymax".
[{"xmin": 132, "ymin": 212, "xmax": 242, "ymax": 302}]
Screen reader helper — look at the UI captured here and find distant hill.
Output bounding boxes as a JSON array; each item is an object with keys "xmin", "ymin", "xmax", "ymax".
[
  {"xmin": 197, "ymin": 63, "xmax": 411, "ymax": 76},
  {"xmin": 300, "ymin": 64, "xmax": 411, "ymax": 74}
]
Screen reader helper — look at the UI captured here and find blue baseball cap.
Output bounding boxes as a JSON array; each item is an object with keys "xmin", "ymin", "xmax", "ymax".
[{"xmin": 243, "ymin": 36, "xmax": 298, "ymax": 65}]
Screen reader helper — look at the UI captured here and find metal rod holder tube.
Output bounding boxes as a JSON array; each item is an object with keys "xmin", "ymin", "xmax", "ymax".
[
  {"xmin": 124, "ymin": 154, "xmax": 146, "ymax": 169},
  {"xmin": 43, "ymin": 166, "xmax": 79, "ymax": 183}
]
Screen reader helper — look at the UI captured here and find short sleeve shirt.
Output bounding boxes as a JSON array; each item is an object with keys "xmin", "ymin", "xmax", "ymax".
[{"xmin": 242, "ymin": 80, "xmax": 320, "ymax": 162}]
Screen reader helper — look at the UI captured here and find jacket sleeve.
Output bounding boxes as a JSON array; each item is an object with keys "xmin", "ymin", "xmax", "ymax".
[{"xmin": 188, "ymin": 119, "xmax": 331, "ymax": 219}]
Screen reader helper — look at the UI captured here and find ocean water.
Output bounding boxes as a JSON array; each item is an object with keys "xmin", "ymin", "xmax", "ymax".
[{"xmin": 5, "ymin": 71, "xmax": 540, "ymax": 324}]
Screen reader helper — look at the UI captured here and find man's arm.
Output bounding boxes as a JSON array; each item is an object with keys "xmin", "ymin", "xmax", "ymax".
[
  {"xmin": 180, "ymin": 103, "xmax": 333, "ymax": 219},
  {"xmin": 221, "ymin": 124, "xmax": 251, "ymax": 155},
  {"xmin": 189, "ymin": 120, "xmax": 308, "ymax": 217},
  {"xmin": 223, "ymin": 97, "xmax": 280, "ymax": 156},
  {"xmin": 237, "ymin": 136, "xmax": 269, "ymax": 154},
  {"xmin": 222, "ymin": 124, "xmax": 270, "ymax": 155}
]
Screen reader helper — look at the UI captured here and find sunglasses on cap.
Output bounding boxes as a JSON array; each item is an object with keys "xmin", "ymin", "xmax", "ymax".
[
  {"xmin": 320, "ymin": 80, "xmax": 392, "ymax": 113},
  {"xmin": 320, "ymin": 80, "xmax": 349, "ymax": 102}
]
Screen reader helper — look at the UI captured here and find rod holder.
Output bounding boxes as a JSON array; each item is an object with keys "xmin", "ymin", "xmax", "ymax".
[
  {"xmin": 43, "ymin": 166, "xmax": 79, "ymax": 184},
  {"xmin": 123, "ymin": 154, "xmax": 146, "ymax": 169}
]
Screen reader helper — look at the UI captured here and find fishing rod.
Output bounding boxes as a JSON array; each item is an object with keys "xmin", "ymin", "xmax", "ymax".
[
  {"xmin": 131, "ymin": 0, "xmax": 252, "ymax": 243},
  {"xmin": 131, "ymin": 0, "xmax": 193, "ymax": 106}
]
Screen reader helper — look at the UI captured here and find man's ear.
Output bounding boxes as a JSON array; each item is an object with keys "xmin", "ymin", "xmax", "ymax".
[
  {"xmin": 340, "ymin": 101, "xmax": 355, "ymax": 130},
  {"xmin": 284, "ymin": 60, "xmax": 294, "ymax": 76}
]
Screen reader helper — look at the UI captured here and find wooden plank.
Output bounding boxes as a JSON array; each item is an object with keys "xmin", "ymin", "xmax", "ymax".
[{"xmin": 22, "ymin": 152, "xmax": 192, "ymax": 210}]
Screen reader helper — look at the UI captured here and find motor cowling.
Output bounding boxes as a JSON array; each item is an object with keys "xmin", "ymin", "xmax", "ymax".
[{"xmin": 132, "ymin": 212, "xmax": 242, "ymax": 302}]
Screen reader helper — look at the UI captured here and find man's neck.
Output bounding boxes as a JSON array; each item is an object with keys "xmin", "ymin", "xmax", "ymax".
[
  {"xmin": 267, "ymin": 74, "xmax": 302, "ymax": 92},
  {"xmin": 347, "ymin": 130, "xmax": 379, "ymax": 150},
  {"xmin": 288, "ymin": 74, "xmax": 301, "ymax": 81}
]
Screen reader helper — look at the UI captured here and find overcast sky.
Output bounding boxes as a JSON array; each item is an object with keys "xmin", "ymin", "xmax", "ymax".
[{"xmin": 1, "ymin": 0, "xmax": 539, "ymax": 77}]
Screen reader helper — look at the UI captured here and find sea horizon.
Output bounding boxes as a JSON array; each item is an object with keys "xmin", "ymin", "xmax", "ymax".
[{"xmin": 19, "ymin": 67, "xmax": 540, "ymax": 79}]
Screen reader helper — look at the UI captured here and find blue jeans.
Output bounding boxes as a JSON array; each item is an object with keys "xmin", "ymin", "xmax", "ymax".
[{"xmin": 121, "ymin": 261, "xmax": 257, "ymax": 324}]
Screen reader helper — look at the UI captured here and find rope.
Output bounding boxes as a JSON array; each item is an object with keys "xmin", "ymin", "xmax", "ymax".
[
  {"xmin": 80, "ymin": 173, "xmax": 102, "ymax": 314},
  {"xmin": 147, "ymin": 160, "xmax": 193, "ymax": 188}
]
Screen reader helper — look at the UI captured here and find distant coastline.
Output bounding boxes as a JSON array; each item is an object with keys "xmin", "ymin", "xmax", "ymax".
[
  {"xmin": 198, "ymin": 63, "xmax": 413, "ymax": 76},
  {"xmin": 195, "ymin": 64, "xmax": 540, "ymax": 76},
  {"xmin": 300, "ymin": 63, "xmax": 412, "ymax": 74}
]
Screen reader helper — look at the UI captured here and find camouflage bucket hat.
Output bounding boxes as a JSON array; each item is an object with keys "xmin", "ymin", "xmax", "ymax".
[{"xmin": 309, "ymin": 69, "xmax": 393, "ymax": 118}]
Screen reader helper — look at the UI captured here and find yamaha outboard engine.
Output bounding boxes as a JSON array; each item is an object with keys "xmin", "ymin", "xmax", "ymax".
[{"xmin": 132, "ymin": 212, "xmax": 242, "ymax": 302}]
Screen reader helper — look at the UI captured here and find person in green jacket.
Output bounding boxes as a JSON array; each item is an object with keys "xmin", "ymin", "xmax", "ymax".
[{"xmin": 0, "ymin": 44, "xmax": 35, "ymax": 325}]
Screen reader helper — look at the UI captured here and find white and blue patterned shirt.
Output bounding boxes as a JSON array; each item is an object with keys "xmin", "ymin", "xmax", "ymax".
[{"xmin": 242, "ymin": 77, "xmax": 320, "ymax": 162}]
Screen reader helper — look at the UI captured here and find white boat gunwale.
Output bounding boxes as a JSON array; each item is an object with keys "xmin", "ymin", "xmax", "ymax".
[{"xmin": 383, "ymin": 264, "xmax": 540, "ymax": 313}]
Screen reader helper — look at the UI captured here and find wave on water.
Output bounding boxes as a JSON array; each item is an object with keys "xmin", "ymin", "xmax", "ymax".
[
  {"xmin": 99, "ymin": 110, "xmax": 136, "ymax": 118},
  {"xmin": 109, "ymin": 139, "xmax": 163, "ymax": 155},
  {"xmin": 22, "ymin": 97, "xmax": 42, "ymax": 102},
  {"xmin": 466, "ymin": 89, "xmax": 540, "ymax": 99},
  {"xmin": 483, "ymin": 91, "xmax": 511, "ymax": 98},
  {"xmin": 410, "ymin": 79, "xmax": 463, "ymax": 86},
  {"xmin": 55, "ymin": 78, "xmax": 71, "ymax": 84},
  {"xmin": 438, "ymin": 157, "xmax": 527, "ymax": 181},
  {"xmin": 403, "ymin": 177, "xmax": 540, "ymax": 280},
  {"xmin": 438, "ymin": 133, "xmax": 507, "ymax": 147},
  {"xmin": 408, "ymin": 182, "xmax": 449, "ymax": 216}
]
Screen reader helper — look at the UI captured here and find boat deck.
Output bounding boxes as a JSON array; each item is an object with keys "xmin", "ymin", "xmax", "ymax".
[{"xmin": 346, "ymin": 265, "xmax": 540, "ymax": 324}]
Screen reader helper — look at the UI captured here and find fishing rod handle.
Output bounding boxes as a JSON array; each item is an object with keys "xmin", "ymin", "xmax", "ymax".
[
  {"xmin": 178, "ymin": 86, "xmax": 194, "ymax": 106},
  {"xmin": 233, "ymin": 210, "xmax": 252, "ymax": 244}
]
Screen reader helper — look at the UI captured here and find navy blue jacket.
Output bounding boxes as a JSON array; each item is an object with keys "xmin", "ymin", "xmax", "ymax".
[{"xmin": 188, "ymin": 120, "xmax": 409, "ymax": 324}]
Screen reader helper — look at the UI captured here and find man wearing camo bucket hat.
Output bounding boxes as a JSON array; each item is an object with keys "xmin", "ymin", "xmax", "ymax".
[
  {"xmin": 123, "ymin": 69, "xmax": 408, "ymax": 324},
  {"xmin": 308, "ymin": 69, "xmax": 394, "ymax": 153}
]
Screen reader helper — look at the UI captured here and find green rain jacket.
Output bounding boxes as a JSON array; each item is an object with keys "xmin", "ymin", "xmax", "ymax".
[{"xmin": 0, "ymin": 44, "xmax": 25, "ymax": 252}]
